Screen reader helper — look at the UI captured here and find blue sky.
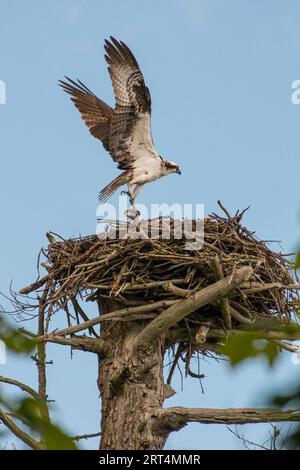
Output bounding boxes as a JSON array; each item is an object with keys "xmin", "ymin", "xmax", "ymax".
[{"xmin": 0, "ymin": 0, "xmax": 299, "ymax": 449}]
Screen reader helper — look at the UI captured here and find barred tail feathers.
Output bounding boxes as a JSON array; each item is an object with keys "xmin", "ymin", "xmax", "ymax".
[{"xmin": 98, "ymin": 171, "xmax": 131, "ymax": 203}]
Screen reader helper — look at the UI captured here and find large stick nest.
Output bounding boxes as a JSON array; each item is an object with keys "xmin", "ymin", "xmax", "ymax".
[{"xmin": 19, "ymin": 207, "xmax": 299, "ymax": 342}]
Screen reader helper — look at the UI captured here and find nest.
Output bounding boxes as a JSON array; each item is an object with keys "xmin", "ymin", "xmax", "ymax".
[{"xmin": 19, "ymin": 206, "xmax": 299, "ymax": 351}]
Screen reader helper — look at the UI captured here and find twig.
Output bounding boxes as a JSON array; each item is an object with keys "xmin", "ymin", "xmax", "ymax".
[
  {"xmin": 166, "ymin": 344, "xmax": 184, "ymax": 385},
  {"xmin": 271, "ymin": 339, "xmax": 300, "ymax": 354},
  {"xmin": 71, "ymin": 431, "xmax": 101, "ymax": 442},
  {"xmin": 123, "ymin": 279, "xmax": 187, "ymax": 291},
  {"xmin": 19, "ymin": 275, "xmax": 49, "ymax": 295},
  {"xmin": 71, "ymin": 297, "xmax": 99, "ymax": 338}
]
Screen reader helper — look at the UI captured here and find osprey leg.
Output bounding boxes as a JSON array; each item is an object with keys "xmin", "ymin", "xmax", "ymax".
[
  {"xmin": 121, "ymin": 184, "xmax": 135, "ymax": 205},
  {"xmin": 132, "ymin": 184, "xmax": 144, "ymax": 202},
  {"xmin": 122, "ymin": 184, "xmax": 140, "ymax": 220}
]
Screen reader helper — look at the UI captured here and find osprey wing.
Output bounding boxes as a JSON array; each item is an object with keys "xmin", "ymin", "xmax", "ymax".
[
  {"xmin": 59, "ymin": 77, "xmax": 113, "ymax": 151},
  {"xmin": 105, "ymin": 37, "xmax": 160, "ymax": 170}
]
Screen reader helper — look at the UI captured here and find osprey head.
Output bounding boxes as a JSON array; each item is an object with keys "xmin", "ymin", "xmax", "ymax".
[{"xmin": 161, "ymin": 159, "xmax": 181, "ymax": 175}]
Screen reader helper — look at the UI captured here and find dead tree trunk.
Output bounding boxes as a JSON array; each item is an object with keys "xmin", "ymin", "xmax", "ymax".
[{"xmin": 98, "ymin": 299, "xmax": 166, "ymax": 450}]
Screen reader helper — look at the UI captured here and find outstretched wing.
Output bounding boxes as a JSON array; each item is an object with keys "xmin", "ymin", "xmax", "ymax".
[
  {"xmin": 59, "ymin": 77, "xmax": 113, "ymax": 151},
  {"xmin": 105, "ymin": 37, "xmax": 160, "ymax": 170}
]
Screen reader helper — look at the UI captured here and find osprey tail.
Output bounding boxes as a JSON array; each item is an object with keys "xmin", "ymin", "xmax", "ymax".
[{"xmin": 98, "ymin": 171, "xmax": 131, "ymax": 203}]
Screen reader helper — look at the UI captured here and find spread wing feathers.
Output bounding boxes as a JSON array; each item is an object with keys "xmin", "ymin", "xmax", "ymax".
[
  {"xmin": 104, "ymin": 37, "xmax": 159, "ymax": 170},
  {"xmin": 59, "ymin": 77, "xmax": 113, "ymax": 151}
]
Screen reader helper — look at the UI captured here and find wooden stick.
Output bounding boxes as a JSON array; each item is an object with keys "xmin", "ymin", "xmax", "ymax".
[
  {"xmin": 164, "ymin": 283, "xmax": 191, "ymax": 298},
  {"xmin": 230, "ymin": 307, "xmax": 252, "ymax": 325},
  {"xmin": 134, "ymin": 266, "xmax": 253, "ymax": 349},
  {"xmin": 195, "ymin": 324, "xmax": 211, "ymax": 343},
  {"xmin": 211, "ymin": 256, "xmax": 232, "ymax": 329}
]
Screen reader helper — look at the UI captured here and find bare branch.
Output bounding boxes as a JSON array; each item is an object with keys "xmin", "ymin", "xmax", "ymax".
[
  {"xmin": 271, "ymin": 339, "xmax": 300, "ymax": 354},
  {"xmin": 164, "ymin": 283, "xmax": 191, "ymax": 298},
  {"xmin": 71, "ymin": 431, "xmax": 101, "ymax": 442},
  {"xmin": 0, "ymin": 408, "xmax": 45, "ymax": 450},
  {"xmin": 36, "ymin": 299, "xmax": 178, "ymax": 341},
  {"xmin": 230, "ymin": 307, "xmax": 252, "ymax": 325},
  {"xmin": 19, "ymin": 275, "xmax": 49, "ymax": 295},
  {"xmin": 206, "ymin": 329, "xmax": 300, "ymax": 342},
  {"xmin": 0, "ymin": 376, "xmax": 40, "ymax": 401},
  {"xmin": 123, "ymin": 279, "xmax": 187, "ymax": 292},
  {"xmin": 153, "ymin": 407, "xmax": 300, "ymax": 433},
  {"xmin": 37, "ymin": 285, "xmax": 50, "ymax": 423},
  {"xmin": 134, "ymin": 266, "xmax": 253, "ymax": 349},
  {"xmin": 71, "ymin": 297, "xmax": 99, "ymax": 338},
  {"xmin": 44, "ymin": 335, "xmax": 110, "ymax": 356}
]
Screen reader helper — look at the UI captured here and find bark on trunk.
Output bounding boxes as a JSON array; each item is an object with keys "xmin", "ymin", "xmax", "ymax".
[{"xmin": 97, "ymin": 299, "xmax": 165, "ymax": 450}]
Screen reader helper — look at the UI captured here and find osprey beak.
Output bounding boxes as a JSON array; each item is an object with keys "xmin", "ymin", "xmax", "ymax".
[{"xmin": 177, "ymin": 169, "xmax": 182, "ymax": 175}]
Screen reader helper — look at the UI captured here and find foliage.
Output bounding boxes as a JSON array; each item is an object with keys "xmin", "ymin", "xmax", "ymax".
[
  {"xmin": 222, "ymin": 332, "xmax": 279, "ymax": 366},
  {"xmin": 0, "ymin": 316, "xmax": 35, "ymax": 354},
  {"xmin": 0, "ymin": 314, "xmax": 77, "ymax": 449}
]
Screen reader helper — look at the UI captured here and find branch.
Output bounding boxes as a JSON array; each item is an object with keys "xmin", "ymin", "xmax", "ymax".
[
  {"xmin": 271, "ymin": 339, "xmax": 300, "ymax": 354},
  {"xmin": 211, "ymin": 256, "xmax": 232, "ymax": 329},
  {"xmin": 71, "ymin": 431, "xmax": 101, "ymax": 442},
  {"xmin": 152, "ymin": 407, "xmax": 300, "ymax": 434},
  {"xmin": 164, "ymin": 283, "xmax": 191, "ymax": 298},
  {"xmin": 134, "ymin": 266, "xmax": 253, "ymax": 349},
  {"xmin": 0, "ymin": 376, "xmax": 40, "ymax": 401},
  {"xmin": 36, "ymin": 299, "xmax": 178, "ymax": 341},
  {"xmin": 71, "ymin": 297, "xmax": 99, "ymax": 338},
  {"xmin": 230, "ymin": 307, "xmax": 252, "ymax": 325},
  {"xmin": 20, "ymin": 328, "xmax": 110, "ymax": 356},
  {"xmin": 37, "ymin": 285, "xmax": 50, "ymax": 423},
  {"xmin": 124, "ymin": 278, "xmax": 187, "ymax": 291},
  {"xmin": 19, "ymin": 275, "xmax": 49, "ymax": 295},
  {"xmin": 206, "ymin": 329, "xmax": 300, "ymax": 342},
  {"xmin": 0, "ymin": 408, "xmax": 45, "ymax": 450},
  {"xmin": 44, "ymin": 335, "xmax": 110, "ymax": 356}
]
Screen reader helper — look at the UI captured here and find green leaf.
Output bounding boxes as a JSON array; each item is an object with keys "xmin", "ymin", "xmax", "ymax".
[
  {"xmin": 296, "ymin": 251, "xmax": 300, "ymax": 269},
  {"xmin": 221, "ymin": 332, "xmax": 279, "ymax": 366},
  {"xmin": 42, "ymin": 423, "xmax": 77, "ymax": 450},
  {"xmin": 0, "ymin": 317, "xmax": 35, "ymax": 354},
  {"xmin": 14, "ymin": 397, "xmax": 77, "ymax": 450}
]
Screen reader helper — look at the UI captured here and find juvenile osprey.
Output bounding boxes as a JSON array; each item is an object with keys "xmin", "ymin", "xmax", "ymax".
[{"xmin": 59, "ymin": 37, "xmax": 181, "ymax": 204}]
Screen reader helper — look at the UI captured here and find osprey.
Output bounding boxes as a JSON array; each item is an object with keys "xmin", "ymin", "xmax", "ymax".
[{"xmin": 59, "ymin": 37, "xmax": 181, "ymax": 204}]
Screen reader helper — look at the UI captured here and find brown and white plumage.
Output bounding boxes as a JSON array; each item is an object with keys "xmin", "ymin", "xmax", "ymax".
[{"xmin": 59, "ymin": 37, "xmax": 181, "ymax": 203}]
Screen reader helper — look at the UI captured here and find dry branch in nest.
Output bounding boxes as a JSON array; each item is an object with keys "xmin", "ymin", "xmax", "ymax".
[{"xmin": 17, "ymin": 205, "xmax": 300, "ymax": 372}]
